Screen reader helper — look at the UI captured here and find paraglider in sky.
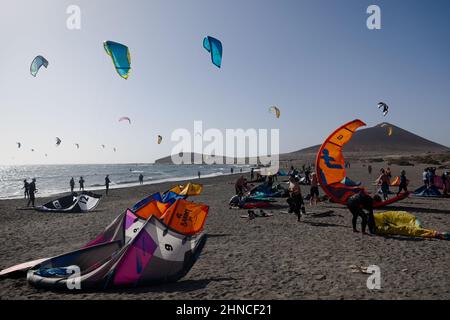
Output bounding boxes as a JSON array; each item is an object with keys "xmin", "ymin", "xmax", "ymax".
[
  {"xmin": 56, "ymin": 137, "xmax": 62, "ymax": 146},
  {"xmin": 75, "ymin": 143, "xmax": 79, "ymax": 149},
  {"xmin": 378, "ymin": 102, "xmax": 389, "ymax": 116},
  {"xmin": 101, "ymin": 144, "xmax": 105, "ymax": 149},
  {"xmin": 30, "ymin": 55, "xmax": 49, "ymax": 77},
  {"xmin": 269, "ymin": 106, "xmax": 281, "ymax": 119},
  {"xmin": 315, "ymin": 119, "xmax": 409, "ymax": 208},
  {"xmin": 203, "ymin": 36, "xmax": 222, "ymax": 68},
  {"xmin": 103, "ymin": 41, "xmax": 131, "ymax": 79},
  {"xmin": 157, "ymin": 135, "xmax": 162, "ymax": 144},
  {"xmin": 118, "ymin": 116, "xmax": 131, "ymax": 124},
  {"xmin": 16, "ymin": 142, "xmax": 21, "ymax": 149}
]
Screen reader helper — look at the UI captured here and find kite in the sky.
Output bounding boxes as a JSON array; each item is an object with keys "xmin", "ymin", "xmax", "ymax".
[
  {"xmin": 387, "ymin": 127, "xmax": 393, "ymax": 136},
  {"xmin": 30, "ymin": 55, "xmax": 49, "ymax": 77},
  {"xmin": 269, "ymin": 106, "xmax": 280, "ymax": 119},
  {"xmin": 118, "ymin": 117, "xmax": 131, "ymax": 124},
  {"xmin": 103, "ymin": 41, "xmax": 131, "ymax": 79},
  {"xmin": 101, "ymin": 144, "xmax": 105, "ymax": 149},
  {"xmin": 16, "ymin": 142, "xmax": 21, "ymax": 149},
  {"xmin": 203, "ymin": 36, "xmax": 222, "ymax": 68},
  {"xmin": 75, "ymin": 143, "xmax": 79, "ymax": 149},
  {"xmin": 56, "ymin": 137, "xmax": 62, "ymax": 146},
  {"xmin": 45, "ymin": 154, "xmax": 48, "ymax": 157},
  {"xmin": 157, "ymin": 135, "xmax": 162, "ymax": 144},
  {"xmin": 31, "ymin": 149, "xmax": 35, "ymax": 152},
  {"xmin": 113, "ymin": 147, "xmax": 117, "ymax": 152},
  {"xmin": 378, "ymin": 102, "xmax": 389, "ymax": 116}
]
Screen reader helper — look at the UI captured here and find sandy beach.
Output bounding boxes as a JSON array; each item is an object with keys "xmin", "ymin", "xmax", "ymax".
[{"xmin": 0, "ymin": 161, "xmax": 449, "ymax": 300}]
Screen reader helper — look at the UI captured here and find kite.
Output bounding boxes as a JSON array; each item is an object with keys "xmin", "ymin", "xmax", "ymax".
[
  {"xmin": 31, "ymin": 149, "xmax": 35, "ymax": 152},
  {"xmin": 374, "ymin": 211, "xmax": 449, "ymax": 240},
  {"xmin": 269, "ymin": 106, "xmax": 280, "ymax": 119},
  {"xmin": 101, "ymin": 144, "xmax": 105, "ymax": 149},
  {"xmin": 103, "ymin": 41, "xmax": 131, "ymax": 79},
  {"xmin": 36, "ymin": 192, "xmax": 102, "ymax": 213},
  {"xmin": 30, "ymin": 55, "xmax": 49, "ymax": 77},
  {"xmin": 315, "ymin": 119, "xmax": 409, "ymax": 208},
  {"xmin": 45, "ymin": 154, "xmax": 48, "ymax": 157},
  {"xmin": 378, "ymin": 102, "xmax": 389, "ymax": 116},
  {"xmin": 387, "ymin": 127, "xmax": 393, "ymax": 136},
  {"xmin": 16, "ymin": 142, "xmax": 21, "ymax": 149},
  {"xmin": 113, "ymin": 147, "xmax": 117, "ymax": 152},
  {"xmin": 119, "ymin": 117, "xmax": 131, "ymax": 124},
  {"xmin": 167, "ymin": 183, "xmax": 203, "ymax": 196},
  {"xmin": 157, "ymin": 135, "xmax": 162, "ymax": 144},
  {"xmin": 0, "ymin": 193, "xmax": 208, "ymax": 290},
  {"xmin": 203, "ymin": 36, "xmax": 223, "ymax": 68},
  {"xmin": 56, "ymin": 137, "xmax": 62, "ymax": 146},
  {"xmin": 75, "ymin": 143, "xmax": 79, "ymax": 149}
]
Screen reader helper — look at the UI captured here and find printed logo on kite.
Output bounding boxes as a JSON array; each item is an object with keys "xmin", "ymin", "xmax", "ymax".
[
  {"xmin": 103, "ymin": 41, "xmax": 131, "ymax": 79},
  {"xmin": 203, "ymin": 36, "xmax": 223, "ymax": 68}
]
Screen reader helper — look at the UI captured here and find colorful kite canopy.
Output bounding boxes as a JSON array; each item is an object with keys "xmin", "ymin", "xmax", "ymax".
[
  {"xmin": 203, "ymin": 36, "xmax": 223, "ymax": 68},
  {"xmin": 168, "ymin": 183, "xmax": 203, "ymax": 196},
  {"xmin": 103, "ymin": 41, "xmax": 131, "ymax": 79},
  {"xmin": 119, "ymin": 116, "xmax": 131, "ymax": 124},
  {"xmin": 157, "ymin": 135, "xmax": 162, "ymax": 144},
  {"xmin": 378, "ymin": 102, "xmax": 389, "ymax": 116},
  {"xmin": 56, "ymin": 137, "xmax": 62, "ymax": 146},
  {"xmin": 30, "ymin": 55, "xmax": 48, "ymax": 77},
  {"xmin": 269, "ymin": 106, "xmax": 280, "ymax": 118},
  {"xmin": 315, "ymin": 119, "xmax": 409, "ymax": 208}
]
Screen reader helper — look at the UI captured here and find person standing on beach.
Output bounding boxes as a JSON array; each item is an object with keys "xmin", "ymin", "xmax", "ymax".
[
  {"xmin": 346, "ymin": 191, "xmax": 376, "ymax": 234},
  {"xmin": 69, "ymin": 177, "xmax": 75, "ymax": 193},
  {"xmin": 235, "ymin": 175, "xmax": 248, "ymax": 196},
  {"xmin": 22, "ymin": 179, "xmax": 29, "ymax": 199},
  {"xmin": 250, "ymin": 168, "xmax": 254, "ymax": 181},
  {"xmin": 139, "ymin": 173, "xmax": 144, "ymax": 185},
  {"xmin": 397, "ymin": 170, "xmax": 408, "ymax": 196},
  {"xmin": 442, "ymin": 172, "xmax": 448, "ymax": 195},
  {"xmin": 231, "ymin": 167, "xmax": 234, "ymax": 174},
  {"xmin": 79, "ymin": 176, "xmax": 85, "ymax": 191},
  {"xmin": 27, "ymin": 178, "xmax": 37, "ymax": 207},
  {"xmin": 287, "ymin": 175, "xmax": 305, "ymax": 222},
  {"xmin": 376, "ymin": 169, "xmax": 390, "ymax": 201},
  {"xmin": 422, "ymin": 168, "xmax": 429, "ymax": 187},
  {"xmin": 105, "ymin": 175, "xmax": 110, "ymax": 195},
  {"xmin": 198, "ymin": 171, "xmax": 201, "ymax": 179},
  {"xmin": 368, "ymin": 165, "xmax": 372, "ymax": 175},
  {"xmin": 310, "ymin": 172, "xmax": 319, "ymax": 206}
]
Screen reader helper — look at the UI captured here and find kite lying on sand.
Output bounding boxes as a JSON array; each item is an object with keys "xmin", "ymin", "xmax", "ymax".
[
  {"xmin": 35, "ymin": 192, "xmax": 102, "ymax": 213},
  {"xmin": 315, "ymin": 119, "xmax": 409, "ymax": 208},
  {"xmin": 0, "ymin": 187, "xmax": 208, "ymax": 290},
  {"xmin": 374, "ymin": 211, "xmax": 449, "ymax": 240}
]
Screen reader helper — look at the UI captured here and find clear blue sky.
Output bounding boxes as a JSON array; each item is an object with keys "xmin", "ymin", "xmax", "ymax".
[{"xmin": 1, "ymin": 0, "xmax": 449, "ymax": 165}]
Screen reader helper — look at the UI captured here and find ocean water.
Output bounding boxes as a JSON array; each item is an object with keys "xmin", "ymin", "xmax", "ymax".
[{"xmin": 0, "ymin": 163, "xmax": 249, "ymax": 199}]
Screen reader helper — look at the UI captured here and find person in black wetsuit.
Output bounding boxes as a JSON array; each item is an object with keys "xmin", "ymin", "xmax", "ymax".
[
  {"xmin": 105, "ymin": 175, "xmax": 110, "ymax": 195},
  {"xmin": 23, "ymin": 179, "xmax": 29, "ymax": 199},
  {"xmin": 27, "ymin": 178, "xmax": 37, "ymax": 207},
  {"xmin": 397, "ymin": 170, "xmax": 408, "ymax": 196},
  {"xmin": 346, "ymin": 191, "xmax": 376, "ymax": 234},
  {"xmin": 69, "ymin": 177, "xmax": 75, "ymax": 193}
]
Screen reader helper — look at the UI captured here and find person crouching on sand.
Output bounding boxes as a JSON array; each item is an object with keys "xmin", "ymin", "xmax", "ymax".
[
  {"xmin": 235, "ymin": 175, "xmax": 248, "ymax": 196},
  {"xmin": 27, "ymin": 178, "xmax": 37, "ymax": 207},
  {"xmin": 287, "ymin": 175, "xmax": 305, "ymax": 222},
  {"xmin": 346, "ymin": 191, "xmax": 376, "ymax": 234}
]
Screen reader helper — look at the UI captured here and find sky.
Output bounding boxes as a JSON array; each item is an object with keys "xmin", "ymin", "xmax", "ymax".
[{"xmin": 1, "ymin": 0, "xmax": 449, "ymax": 165}]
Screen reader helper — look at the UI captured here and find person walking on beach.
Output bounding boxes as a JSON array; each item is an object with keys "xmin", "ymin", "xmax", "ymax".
[
  {"xmin": 27, "ymin": 178, "xmax": 37, "ymax": 207},
  {"xmin": 250, "ymin": 168, "xmax": 254, "ymax": 181},
  {"xmin": 442, "ymin": 172, "xmax": 448, "ymax": 195},
  {"xmin": 368, "ymin": 165, "xmax": 372, "ymax": 175},
  {"xmin": 231, "ymin": 167, "xmax": 234, "ymax": 174},
  {"xmin": 346, "ymin": 190, "xmax": 376, "ymax": 234},
  {"xmin": 287, "ymin": 175, "xmax": 305, "ymax": 222},
  {"xmin": 79, "ymin": 176, "xmax": 85, "ymax": 191},
  {"xmin": 105, "ymin": 175, "xmax": 110, "ymax": 195},
  {"xmin": 310, "ymin": 172, "xmax": 319, "ymax": 206},
  {"xmin": 198, "ymin": 171, "xmax": 201, "ymax": 179},
  {"xmin": 22, "ymin": 179, "xmax": 29, "ymax": 199},
  {"xmin": 423, "ymin": 168, "xmax": 429, "ymax": 187},
  {"xmin": 69, "ymin": 177, "xmax": 75, "ymax": 193},
  {"xmin": 397, "ymin": 170, "xmax": 408, "ymax": 196},
  {"xmin": 139, "ymin": 173, "xmax": 144, "ymax": 185},
  {"xmin": 386, "ymin": 167, "xmax": 392, "ymax": 179},
  {"xmin": 376, "ymin": 168, "xmax": 390, "ymax": 201}
]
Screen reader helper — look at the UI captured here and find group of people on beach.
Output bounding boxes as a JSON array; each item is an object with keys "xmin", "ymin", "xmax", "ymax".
[
  {"xmin": 22, "ymin": 178, "xmax": 37, "ymax": 207},
  {"xmin": 375, "ymin": 167, "xmax": 408, "ymax": 200}
]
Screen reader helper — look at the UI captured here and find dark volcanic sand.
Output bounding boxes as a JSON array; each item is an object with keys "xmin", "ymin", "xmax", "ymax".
[{"xmin": 0, "ymin": 162, "xmax": 449, "ymax": 300}]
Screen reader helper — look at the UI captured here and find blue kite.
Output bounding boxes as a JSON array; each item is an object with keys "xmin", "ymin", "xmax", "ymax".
[{"xmin": 203, "ymin": 36, "xmax": 223, "ymax": 68}]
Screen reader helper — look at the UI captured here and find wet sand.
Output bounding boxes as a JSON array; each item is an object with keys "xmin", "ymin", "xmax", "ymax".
[{"xmin": 0, "ymin": 162, "xmax": 449, "ymax": 299}]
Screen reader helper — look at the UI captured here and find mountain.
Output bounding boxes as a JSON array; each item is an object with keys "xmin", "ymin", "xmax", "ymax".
[
  {"xmin": 281, "ymin": 122, "xmax": 449, "ymax": 160},
  {"xmin": 154, "ymin": 123, "xmax": 449, "ymax": 164}
]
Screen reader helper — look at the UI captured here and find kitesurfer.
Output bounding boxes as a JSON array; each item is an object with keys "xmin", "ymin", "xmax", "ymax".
[
  {"xmin": 139, "ymin": 174, "xmax": 144, "ymax": 185},
  {"xmin": 69, "ymin": 177, "xmax": 75, "ymax": 193},
  {"xmin": 105, "ymin": 175, "xmax": 110, "ymax": 195},
  {"xmin": 79, "ymin": 176, "xmax": 85, "ymax": 191},
  {"xmin": 22, "ymin": 179, "xmax": 29, "ymax": 199},
  {"xmin": 376, "ymin": 169, "xmax": 390, "ymax": 201},
  {"xmin": 442, "ymin": 172, "xmax": 448, "ymax": 195},
  {"xmin": 287, "ymin": 175, "xmax": 305, "ymax": 222},
  {"xmin": 346, "ymin": 191, "xmax": 376, "ymax": 234},
  {"xmin": 198, "ymin": 171, "xmax": 201, "ymax": 179},
  {"xmin": 310, "ymin": 172, "xmax": 319, "ymax": 206},
  {"xmin": 397, "ymin": 170, "xmax": 408, "ymax": 196},
  {"xmin": 27, "ymin": 178, "xmax": 37, "ymax": 207}
]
